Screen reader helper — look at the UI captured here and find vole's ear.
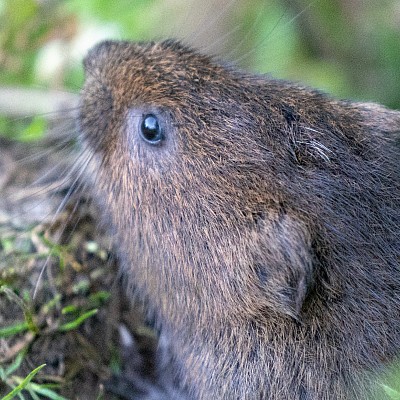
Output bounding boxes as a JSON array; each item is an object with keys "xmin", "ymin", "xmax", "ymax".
[{"xmin": 253, "ymin": 214, "xmax": 315, "ymax": 320}]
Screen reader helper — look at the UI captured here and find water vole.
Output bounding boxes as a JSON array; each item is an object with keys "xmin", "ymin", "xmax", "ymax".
[{"xmin": 79, "ymin": 39, "xmax": 400, "ymax": 399}]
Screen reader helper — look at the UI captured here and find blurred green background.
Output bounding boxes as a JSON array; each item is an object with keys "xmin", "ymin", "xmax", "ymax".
[{"xmin": 1, "ymin": 0, "xmax": 399, "ymax": 108}]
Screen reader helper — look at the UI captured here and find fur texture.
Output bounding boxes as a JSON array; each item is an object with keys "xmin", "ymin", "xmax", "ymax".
[{"xmin": 79, "ymin": 40, "xmax": 400, "ymax": 399}]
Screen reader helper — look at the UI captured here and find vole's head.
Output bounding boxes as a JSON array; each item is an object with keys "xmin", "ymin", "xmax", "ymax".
[
  {"xmin": 79, "ymin": 39, "xmax": 313, "ymax": 322},
  {"xmin": 78, "ymin": 39, "xmax": 399, "ymax": 326}
]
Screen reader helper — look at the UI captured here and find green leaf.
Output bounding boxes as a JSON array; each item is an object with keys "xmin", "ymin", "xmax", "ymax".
[
  {"xmin": 26, "ymin": 383, "xmax": 68, "ymax": 400},
  {"xmin": 89, "ymin": 290, "xmax": 111, "ymax": 305},
  {"xmin": 2, "ymin": 364, "xmax": 46, "ymax": 400},
  {"xmin": 42, "ymin": 293, "xmax": 62, "ymax": 314},
  {"xmin": 27, "ymin": 388, "xmax": 40, "ymax": 400},
  {"xmin": 5, "ymin": 350, "xmax": 27, "ymax": 377},
  {"xmin": 0, "ymin": 321, "xmax": 29, "ymax": 338},
  {"xmin": 58, "ymin": 308, "xmax": 98, "ymax": 332},
  {"xmin": 61, "ymin": 304, "xmax": 78, "ymax": 315}
]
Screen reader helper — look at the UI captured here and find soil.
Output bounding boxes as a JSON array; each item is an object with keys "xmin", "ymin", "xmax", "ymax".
[{"xmin": 0, "ymin": 130, "xmax": 164, "ymax": 399}]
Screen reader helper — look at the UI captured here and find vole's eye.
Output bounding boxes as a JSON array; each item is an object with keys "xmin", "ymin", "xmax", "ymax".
[{"xmin": 140, "ymin": 114, "xmax": 163, "ymax": 144}]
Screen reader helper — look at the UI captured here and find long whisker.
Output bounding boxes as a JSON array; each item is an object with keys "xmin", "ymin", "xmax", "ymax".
[
  {"xmin": 185, "ymin": 0, "xmax": 240, "ymax": 49},
  {"xmin": 0, "ymin": 87, "xmax": 79, "ymax": 119},
  {"xmin": 232, "ymin": 1, "xmax": 316, "ymax": 67},
  {"xmin": 202, "ymin": 23, "xmax": 244, "ymax": 57},
  {"xmin": 32, "ymin": 148, "xmax": 97, "ymax": 298},
  {"xmin": 223, "ymin": 1, "xmax": 272, "ymax": 62}
]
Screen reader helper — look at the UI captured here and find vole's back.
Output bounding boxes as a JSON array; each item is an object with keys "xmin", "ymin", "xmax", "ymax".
[{"xmin": 79, "ymin": 39, "xmax": 400, "ymax": 399}]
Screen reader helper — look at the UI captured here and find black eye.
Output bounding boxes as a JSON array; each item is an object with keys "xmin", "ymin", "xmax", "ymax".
[{"xmin": 140, "ymin": 114, "xmax": 163, "ymax": 144}]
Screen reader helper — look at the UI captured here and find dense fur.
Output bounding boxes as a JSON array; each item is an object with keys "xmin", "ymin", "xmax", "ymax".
[{"xmin": 79, "ymin": 40, "xmax": 400, "ymax": 399}]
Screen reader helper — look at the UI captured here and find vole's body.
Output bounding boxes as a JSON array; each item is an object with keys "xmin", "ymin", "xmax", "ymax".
[{"xmin": 79, "ymin": 40, "xmax": 400, "ymax": 399}]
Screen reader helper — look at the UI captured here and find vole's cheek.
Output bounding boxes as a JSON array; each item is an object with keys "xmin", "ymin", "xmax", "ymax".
[{"xmin": 251, "ymin": 214, "xmax": 315, "ymax": 320}]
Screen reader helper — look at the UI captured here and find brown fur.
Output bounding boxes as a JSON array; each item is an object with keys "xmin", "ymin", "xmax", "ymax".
[{"xmin": 78, "ymin": 40, "xmax": 400, "ymax": 399}]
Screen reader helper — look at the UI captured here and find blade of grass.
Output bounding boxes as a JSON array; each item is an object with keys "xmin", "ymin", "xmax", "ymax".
[
  {"xmin": 58, "ymin": 308, "xmax": 98, "ymax": 332},
  {"xmin": 26, "ymin": 383, "xmax": 68, "ymax": 400},
  {"xmin": 0, "ymin": 321, "xmax": 29, "ymax": 338},
  {"xmin": 4, "ymin": 350, "xmax": 27, "ymax": 377},
  {"xmin": 2, "ymin": 364, "xmax": 46, "ymax": 400},
  {"xmin": 0, "ymin": 286, "xmax": 39, "ymax": 334}
]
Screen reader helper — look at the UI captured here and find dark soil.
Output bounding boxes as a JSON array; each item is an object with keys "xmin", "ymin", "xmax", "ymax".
[{"xmin": 0, "ymin": 132, "xmax": 173, "ymax": 399}]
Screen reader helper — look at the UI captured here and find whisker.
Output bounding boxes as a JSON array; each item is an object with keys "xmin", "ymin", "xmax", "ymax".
[
  {"xmin": 202, "ymin": 23, "xmax": 243, "ymax": 57},
  {"xmin": 33, "ymin": 251, "xmax": 53, "ymax": 299},
  {"xmin": 231, "ymin": 12, "xmax": 285, "ymax": 66},
  {"xmin": 32, "ymin": 150, "xmax": 97, "ymax": 298},
  {"xmin": 231, "ymin": 1, "xmax": 316, "ymax": 68},
  {"xmin": 15, "ymin": 132, "xmax": 77, "ymax": 166},
  {"xmin": 224, "ymin": 1, "xmax": 272, "ymax": 62},
  {"xmin": 185, "ymin": 0, "xmax": 240, "ymax": 50},
  {"xmin": 0, "ymin": 87, "xmax": 79, "ymax": 119},
  {"xmin": 63, "ymin": 193, "xmax": 91, "ymax": 244}
]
